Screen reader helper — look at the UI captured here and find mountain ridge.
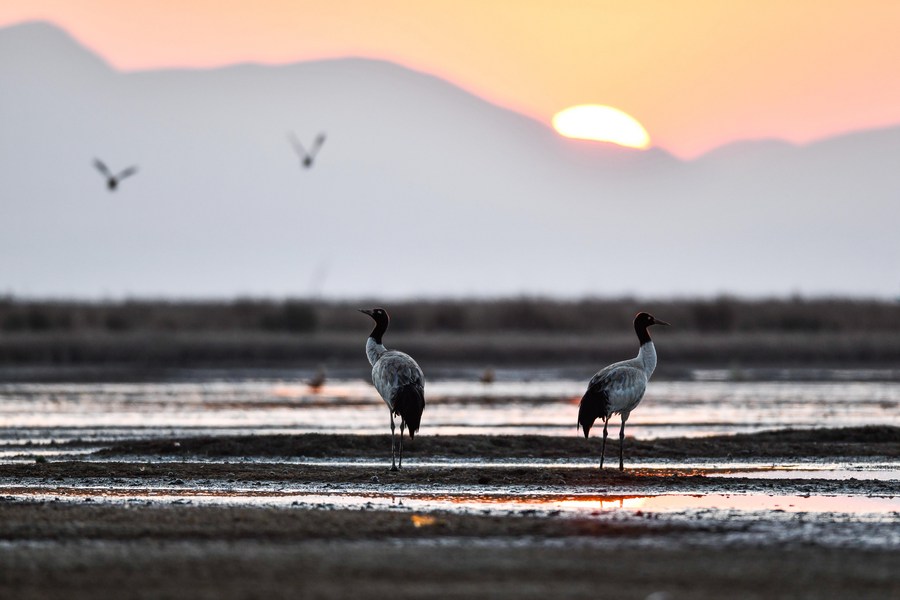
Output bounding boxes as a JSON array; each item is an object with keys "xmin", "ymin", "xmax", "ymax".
[{"xmin": 1, "ymin": 21, "xmax": 898, "ymax": 298}]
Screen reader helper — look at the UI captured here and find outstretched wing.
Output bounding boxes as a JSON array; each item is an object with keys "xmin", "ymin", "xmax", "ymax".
[
  {"xmin": 116, "ymin": 166, "xmax": 138, "ymax": 180},
  {"xmin": 287, "ymin": 132, "xmax": 308, "ymax": 158},
  {"xmin": 309, "ymin": 133, "xmax": 326, "ymax": 157},
  {"xmin": 93, "ymin": 158, "xmax": 112, "ymax": 178}
]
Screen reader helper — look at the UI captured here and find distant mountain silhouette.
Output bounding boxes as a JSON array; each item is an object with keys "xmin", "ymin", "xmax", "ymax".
[{"xmin": 1, "ymin": 21, "xmax": 899, "ymax": 298}]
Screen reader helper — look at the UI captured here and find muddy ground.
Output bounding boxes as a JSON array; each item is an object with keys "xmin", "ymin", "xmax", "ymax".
[
  {"xmin": 0, "ymin": 502, "xmax": 897, "ymax": 600},
  {"xmin": 1, "ymin": 427, "xmax": 898, "ymax": 599},
  {"xmin": 93, "ymin": 424, "xmax": 900, "ymax": 460}
]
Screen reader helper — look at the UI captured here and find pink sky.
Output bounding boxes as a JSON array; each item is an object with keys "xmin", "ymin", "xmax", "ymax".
[{"xmin": 3, "ymin": 1, "xmax": 900, "ymax": 158}]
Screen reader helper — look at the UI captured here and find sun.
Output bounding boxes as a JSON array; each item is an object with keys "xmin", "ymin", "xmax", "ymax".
[{"xmin": 552, "ymin": 105, "xmax": 651, "ymax": 149}]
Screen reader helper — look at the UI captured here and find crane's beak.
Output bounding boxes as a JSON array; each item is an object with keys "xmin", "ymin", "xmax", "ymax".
[
  {"xmin": 654, "ymin": 318, "xmax": 671, "ymax": 327},
  {"xmin": 358, "ymin": 308, "xmax": 374, "ymax": 316}
]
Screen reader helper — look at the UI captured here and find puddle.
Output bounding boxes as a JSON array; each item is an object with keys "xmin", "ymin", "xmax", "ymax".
[
  {"xmin": 706, "ymin": 466, "xmax": 900, "ymax": 481},
  {"xmin": 2, "ymin": 447, "xmax": 895, "ymax": 483},
  {"xmin": 0, "ymin": 447, "xmax": 98, "ymax": 460},
  {"xmin": 2, "ymin": 484, "xmax": 897, "ymax": 518}
]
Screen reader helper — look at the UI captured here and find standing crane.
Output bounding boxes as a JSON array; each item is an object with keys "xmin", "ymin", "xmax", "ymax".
[
  {"xmin": 577, "ymin": 312, "xmax": 670, "ymax": 470},
  {"xmin": 359, "ymin": 308, "xmax": 425, "ymax": 471}
]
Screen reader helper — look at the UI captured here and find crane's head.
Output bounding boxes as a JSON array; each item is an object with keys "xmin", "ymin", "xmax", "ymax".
[
  {"xmin": 635, "ymin": 312, "xmax": 671, "ymax": 329},
  {"xmin": 634, "ymin": 312, "xmax": 669, "ymax": 345},
  {"xmin": 358, "ymin": 307, "xmax": 389, "ymax": 322},
  {"xmin": 359, "ymin": 308, "xmax": 390, "ymax": 343}
]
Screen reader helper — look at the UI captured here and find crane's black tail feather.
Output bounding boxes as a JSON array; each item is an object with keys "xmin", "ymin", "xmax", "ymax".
[
  {"xmin": 577, "ymin": 390, "xmax": 608, "ymax": 439},
  {"xmin": 393, "ymin": 385, "xmax": 425, "ymax": 439}
]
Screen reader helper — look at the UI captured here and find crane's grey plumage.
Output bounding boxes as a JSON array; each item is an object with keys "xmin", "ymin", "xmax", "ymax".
[
  {"xmin": 93, "ymin": 158, "xmax": 138, "ymax": 191},
  {"xmin": 578, "ymin": 312, "xmax": 670, "ymax": 470},
  {"xmin": 360, "ymin": 308, "xmax": 425, "ymax": 471}
]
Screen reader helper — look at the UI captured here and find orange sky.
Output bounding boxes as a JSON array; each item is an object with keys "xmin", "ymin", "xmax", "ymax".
[{"xmin": 3, "ymin": 0, "xmax": 900, "ymax": 158}]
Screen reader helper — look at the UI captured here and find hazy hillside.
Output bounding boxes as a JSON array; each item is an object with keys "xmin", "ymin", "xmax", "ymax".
[{"xmin": 2, "ymin": 21, "xmax": 899, "ymax": 298}]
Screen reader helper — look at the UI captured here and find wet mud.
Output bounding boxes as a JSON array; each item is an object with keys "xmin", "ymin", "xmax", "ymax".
[
  {"xmin": 2, "ymin": 460, "xmax": 899, "ymax": 497},
  {"xmin": 95, "ymin": 424, "xmax": 900, "ymax": 460},
  {"xmin": 1, "ymin": 427, "xmax": 898, "ymax": 599}
]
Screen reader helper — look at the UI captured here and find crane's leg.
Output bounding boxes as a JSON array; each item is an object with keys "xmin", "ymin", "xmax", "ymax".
[
  {"xmin": 600, "ymin": 417, "xmax": 610, "ymax": 469},
  {"xmin": 389, "ymin": 414, "xmax": 398, "ymax": 472},
  {"xmin": 618, "ymin": 413, "xmax": 629, "ymax": 471},
  {"xmin": 399, "ymin": 421, "xmax": 407, "ymax": 469}
]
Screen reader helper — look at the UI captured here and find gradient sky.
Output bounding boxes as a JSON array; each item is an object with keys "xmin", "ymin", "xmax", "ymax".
[{"xmin": 3, "ymin": 1, "xmax": 900, "ymax": 158}]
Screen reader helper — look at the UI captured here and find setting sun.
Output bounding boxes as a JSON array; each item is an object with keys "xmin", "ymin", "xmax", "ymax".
[{"xmin": 552, "ymin": 105, "xmax": 650, "ymax": 149}]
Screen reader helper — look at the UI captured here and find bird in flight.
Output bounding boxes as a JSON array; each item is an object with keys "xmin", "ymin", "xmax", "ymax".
[
  {"xmin": 288, "ymin": 132, "xmax": 326, "ymax": 168},
  {"xmin": 93, "ymin": 159, "xmax": 138, "ymax": 191}
]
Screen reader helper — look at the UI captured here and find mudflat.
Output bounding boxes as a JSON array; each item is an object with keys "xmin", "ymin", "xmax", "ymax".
[{"xmin": 1, "ymin": 427, "xmax": 897, "ymax": 599}]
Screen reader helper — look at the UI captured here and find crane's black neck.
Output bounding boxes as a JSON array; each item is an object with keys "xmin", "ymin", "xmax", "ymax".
[
  {"xmin": 369, "ymin": 319, "xmax": 388, "ymax": 345},
  {"xmin": 635, "ymin": 322, "xmax": 652, "ymax": 346}
]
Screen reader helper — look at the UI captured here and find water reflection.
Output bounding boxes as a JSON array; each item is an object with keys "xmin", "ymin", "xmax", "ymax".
[
  {"xmin": 1, "ymin": 484, "xmax": 896, "ymax": 516},
  {"xmin": 0, "ymin": 377, "xmax": 897, "ymax": 445}
]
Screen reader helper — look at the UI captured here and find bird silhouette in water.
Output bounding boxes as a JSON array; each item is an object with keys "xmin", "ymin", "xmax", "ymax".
[
  {"xmin": 578, "ymin": 312, "xmax": 670, "ymax": 471},
  {"xmin": 93, "ymin": 159, "xmax": 138, "ymax": 191},
  {"xmin": 288, "ymin": 132, "xmax": 326, "ymax": 168}
]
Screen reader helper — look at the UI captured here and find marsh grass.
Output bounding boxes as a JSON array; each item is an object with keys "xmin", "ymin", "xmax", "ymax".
[{"xmin": 0, "ymin": 297, "xmax": 897, "ymax": 370}]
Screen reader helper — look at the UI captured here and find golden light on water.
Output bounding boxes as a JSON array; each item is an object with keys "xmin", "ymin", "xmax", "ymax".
[
  {"xmin": 410, "ymin": 514, "xmax": 439, "ymax": 528},
  {"xmin": 552, "ymin": 104, "xmax": 651, "ymax": 149}
]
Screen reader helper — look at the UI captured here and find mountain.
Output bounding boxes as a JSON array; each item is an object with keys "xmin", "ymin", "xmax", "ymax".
[{"xmin": 2, "ymin": 21, "xmax": 899, "ymax": 298}]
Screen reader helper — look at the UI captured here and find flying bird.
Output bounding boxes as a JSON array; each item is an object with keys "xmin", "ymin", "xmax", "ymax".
[
  {"xmin": 577, "ymin": 312, "xmax": 670, "ymax": 471},
  {"xmin": 359, "ymin": 308, "xmax": 425, "ymax": 471},
  {"xmin": 288, "ymin": 132, "xmax": 326, "ymax": 168},
  {"xmin": 93, "ymin": 159, "xmax": 138, "ymax": 191}
]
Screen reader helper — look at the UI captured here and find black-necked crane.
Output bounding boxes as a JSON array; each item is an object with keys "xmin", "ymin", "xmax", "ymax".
[
  {"xmin": 359, "ymin": 308, "xmax": 425, "ymax": 471},
  {"xmin": 93, "ymin": 158, "xmax": 138, "ymax": 191},
  {"xmin": 288, "ymin": 132, "xmax": 326, "ymax": 168},
  {"xmin": 577, "ymin": 312, "xmax": 670, "ymax": 471}
]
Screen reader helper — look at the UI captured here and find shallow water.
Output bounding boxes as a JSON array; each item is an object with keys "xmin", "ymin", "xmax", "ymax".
[
  {"xmin": 1, "ymin": 370, "xmax": 898, "ymax": 558},
  {"xmin": 1, "ymin": 373, "xmax": 897, "ymax": 448},
  {"xmin": 3, "ymin": 482, "xmax": 897, "ymax": 517},
  {"xmin": 4, "ymin": 482, "xmax": 899, "ymax": 552},
  {"xmin": 4, "ymin": 449, "xmax": 897, "ymax": 483}
]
